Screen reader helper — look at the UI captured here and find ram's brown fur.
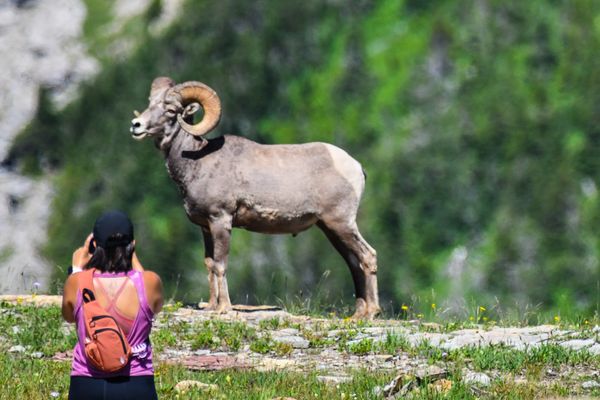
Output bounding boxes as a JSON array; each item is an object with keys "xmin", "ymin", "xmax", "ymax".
[{"xmin": 131, "ymin": 77, "xmax": 380, "ymax": 318}]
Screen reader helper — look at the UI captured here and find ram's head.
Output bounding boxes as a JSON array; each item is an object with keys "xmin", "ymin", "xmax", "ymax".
[{"xmin": 130, "ymin": 77, "xmax": 221, "ymax": 141}]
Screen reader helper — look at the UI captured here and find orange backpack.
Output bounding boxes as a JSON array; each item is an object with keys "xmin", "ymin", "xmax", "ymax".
[{"xmin": 79, "ymin": 269, "xmax": 132, "ymax": 373}]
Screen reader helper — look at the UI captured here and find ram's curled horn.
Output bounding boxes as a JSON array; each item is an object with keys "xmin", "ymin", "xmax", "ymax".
[
  {"xmin": 151, "ymin": 76, "xmax": 175, "ymax": 98},
  {"xmin": 169, "ymin": 81, "xmax": 222, "ymax": 137}
]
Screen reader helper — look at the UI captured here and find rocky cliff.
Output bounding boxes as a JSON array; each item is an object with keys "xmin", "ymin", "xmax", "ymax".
[
  {"xmin": 0, "ymin": 0, "xmax": 181, "ymax": 293},
  {"xmin": 0, "ymin": 0, "xmax": 97, "ymax": 293}
]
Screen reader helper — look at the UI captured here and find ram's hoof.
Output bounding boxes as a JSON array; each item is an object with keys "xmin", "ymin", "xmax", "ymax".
[
  {"xmin": 350, "ymin": 298, "xmax": 380, "ymax": 320},
  {"xmin": 201, "ymin": 302, "xmax": 218, "ymax": 311},
  {"xmin": 215, "ymin": 303, "xmax": 233, "ymax": 314}
]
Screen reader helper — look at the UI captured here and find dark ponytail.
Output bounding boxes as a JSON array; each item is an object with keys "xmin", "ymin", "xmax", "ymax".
[{"xmin": 84, "ymin": 233, "xmax": 134, "ymax": 273}]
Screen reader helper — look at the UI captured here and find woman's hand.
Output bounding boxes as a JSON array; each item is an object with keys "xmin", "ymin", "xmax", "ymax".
[
  {"xmin": 132, "ymin": 242, "xmax": 145, "ymax": 271},
  {"xmin": 71, "ymin": 234, "xmax": 93, "ymax": 269}
]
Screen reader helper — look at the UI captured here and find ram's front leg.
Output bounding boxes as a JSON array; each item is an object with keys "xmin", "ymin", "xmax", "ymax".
[
  {"xmin": 201, "ymin": 227, "xmax": 218, "ymax": 311},
  {"xmin": 208, "ymin": 214, "xmax": 233, "ymax": 313}
]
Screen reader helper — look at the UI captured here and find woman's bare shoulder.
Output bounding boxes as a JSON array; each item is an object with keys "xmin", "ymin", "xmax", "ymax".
[{"xmin": 142, "ymin": 270, "xmax": 162, "ymax": 286}]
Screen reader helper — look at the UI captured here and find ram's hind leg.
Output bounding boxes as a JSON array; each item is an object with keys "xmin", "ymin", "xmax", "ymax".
[
  {"xmin": 317, "ymin": 220, "xmax": 380, "ymax": 319},
  {"xmin": 201, "ymin": 227, "xmax": 218, "ymax": 311}
]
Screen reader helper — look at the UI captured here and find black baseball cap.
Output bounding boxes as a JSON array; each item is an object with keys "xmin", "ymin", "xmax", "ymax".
[{"xmin": 92, "ymin": 210, "xmax": 134, "ymax": 248}]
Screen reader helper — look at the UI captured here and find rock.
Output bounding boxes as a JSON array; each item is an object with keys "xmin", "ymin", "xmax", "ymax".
[
  {"xmin": 421, "ymin": 322, "xmax": 443, "ymax": 331},
  {"xmin": 175, "ymin": 355, "xmax": 245, "ymax": 371},
  {"xmin": 174, "ymin": 380, "xmax": 218, "ymax": 393},
  {"xmin": 256, "ymin": 358, "xmax": 298, "ymax": 372},
  {"xmin": 9, "ymin": 345, "xmax": 25, "ymax": 353},
  {"xmin": 51, "ymin": 351, "xmax": 72, "ymax": 362},
  {"xmin": 463, "ymin": 371, "xmax": 491, "ymax": 387},
  {"xmin": 582, "ymin": 380, "xmax": 600, "ymax": 389},
  {"xmin": 415, "ymin": 365, "xmax": 447, "ymax": 381},
  {"xmin": 30, "ymin": 351, "xmax": 44, "ymax": 358},
  {"xmin": 0, "ymin": 0, "xmax": 98, "ymax": 295},
  {"xmin": 561, "ymin": 339, "xmax": 596, "ymax": 351},
  {"xmin": 316, "ymin": 375, "xmax": 353, "ymax": 385},
  {"xmin": 272, "ymin": 335, "xmax": 309, "ymax": 349},
  {"xmin": 588, "ymin": 344, "xmax": 600, "ymax": 356},
  {"xmin": 275, "ymin": 328, "xmax": 300, "ymax": 336}
]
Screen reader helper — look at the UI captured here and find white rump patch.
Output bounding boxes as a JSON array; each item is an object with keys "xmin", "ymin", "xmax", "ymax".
[{"xmin": 323, "ymin": 144, "xmax": 364, "ymax": 198}]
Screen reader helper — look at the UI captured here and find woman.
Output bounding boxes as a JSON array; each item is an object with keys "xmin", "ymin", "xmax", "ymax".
[{"xmin": 62, "ymin": 210, "xmax": 164, "ymax": 400}]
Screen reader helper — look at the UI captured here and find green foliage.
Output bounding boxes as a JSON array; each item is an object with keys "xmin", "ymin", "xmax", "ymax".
[
  {"xmin": 348, "ymin": 338, "xmax": 375, "ymax": 355},
  {"xmin": 249, "ymin": 335, "xmax": 273, "ymax": 354},
  {"xmin": 450, "ymin": 343, "xmax": 599, "ymax": 373},
  {"xmin": 377, "ymin": 331, "xmax": 411, "ymax": 354},
  {"xmin": 9, "ymin": 0, "xmax": 600, "ymax": 317},
  {"xmin": 258, "ymin": 317, "xmax": 283, "ymax": 331},
  {"xmin": 0, "ymin": 302, "xmax": 77, "ymax": 356}
]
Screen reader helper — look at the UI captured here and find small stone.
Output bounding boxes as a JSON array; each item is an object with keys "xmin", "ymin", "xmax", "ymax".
[
  {"xmin": 463, "ymin": 371, "xmax": 491, "ymax": 387},
  {"xmin": 9, "ymin": 345, "xmax": 25, "ymax": 353},
  {"xmin": 12, "ymin": 326, "xmax": 20, "ymax": 334},
  {"xmin": 582, "ymin": 380, "xmax": 600, "ymax": 389},
  {"xmin": 382, "ymin": 374, "xmax": 405, "ymax": 397},
  {"xmin": 428, "ymin": 379, "xmax": 453, "ymax": 394},
  {"xmin": 371, "ymin": 354, "xmax": 393, "ymax": 362},
  {"xmin": 174, "ymin": 380, "xmax": 218, "ymax": 393},
  {"xmin": 316, "ymin": 375, "xmax": 352, "ymax": 385},
  {"xmin": 30, "ymin": 351, "xmax": 44, "ymax": 358}
]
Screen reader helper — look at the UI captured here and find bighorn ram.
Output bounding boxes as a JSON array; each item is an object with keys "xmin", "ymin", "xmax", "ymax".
[{"xmin": 130, "ymin": 77, "xmax": 380, "ymax": 318}]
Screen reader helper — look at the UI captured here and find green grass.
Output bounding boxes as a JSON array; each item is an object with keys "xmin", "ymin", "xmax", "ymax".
[
  {"xmin": 1, "ymin": 302, "xmax": 599, "ymax": 399},
  {"xmin": 0, "ymin": 354, "xmax": 395, "ymax": 400},
  {"xmin": 0, "ymin": 302, "xmax": 76, "ymax": 356}
]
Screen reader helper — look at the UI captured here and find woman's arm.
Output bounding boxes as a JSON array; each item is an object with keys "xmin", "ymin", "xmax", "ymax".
[
  {"xmin": 62, "ymin": 234, "xmax": 93, "ymax": 322},
  {"xmin": 61, "ymin": 274, "xmax": 78, "ymax": 323},
  {"xmin": 143, "ymin": 271, "xmax": 164, "ymax": 314}
]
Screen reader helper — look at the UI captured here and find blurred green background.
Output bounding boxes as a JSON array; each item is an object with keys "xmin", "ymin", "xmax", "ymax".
[{"xmin": 8, "ymin": 0, "xmax": 600, "ymax": 319}]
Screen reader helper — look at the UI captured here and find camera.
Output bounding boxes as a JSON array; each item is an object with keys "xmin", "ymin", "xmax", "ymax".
[{"xmin": 88, "ymin": 238, "xmax": 96, "ymax": 254}]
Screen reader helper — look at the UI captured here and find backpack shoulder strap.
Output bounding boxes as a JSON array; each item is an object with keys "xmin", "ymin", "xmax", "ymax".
[{"xmin": 78, "ymin": 268, "xmax": 97, "ymax": 304}]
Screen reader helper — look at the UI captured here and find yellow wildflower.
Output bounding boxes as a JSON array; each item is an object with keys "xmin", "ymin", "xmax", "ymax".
[
  {"xmin": 479, "ymin": 306, "xmax": 486, "ymax": 312},
  {"xmin": 401, "ymin": 305, "xmax": 409, "ymax": 311},
  {"xmin": 431, "ymin": 303, "xmax": 436, "ymax": 310}
]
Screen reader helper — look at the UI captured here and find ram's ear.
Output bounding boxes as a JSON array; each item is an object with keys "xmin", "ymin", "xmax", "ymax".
[{"xmin": 182, "ymin": 102, "xmax": 201, "ymax": 118}]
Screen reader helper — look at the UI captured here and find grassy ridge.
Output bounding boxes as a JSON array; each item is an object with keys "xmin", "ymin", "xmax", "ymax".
[{"xmin": 1, "ymin": 302, "xmax": 599, "ymax": 399}]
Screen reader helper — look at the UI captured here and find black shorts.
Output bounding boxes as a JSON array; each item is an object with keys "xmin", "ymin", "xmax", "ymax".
[{"xmin": 69, "ymin": 375, "xmax": 158, "ymax": 400}]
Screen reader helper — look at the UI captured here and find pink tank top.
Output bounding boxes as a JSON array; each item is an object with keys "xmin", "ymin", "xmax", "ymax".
[
  {"xmin": 71, "ymin": 270, "xmax": 155, "ymax": 377},
  {"xmin": 94, "ymin": 277, "xmax": 135, "ymax": 336}
]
